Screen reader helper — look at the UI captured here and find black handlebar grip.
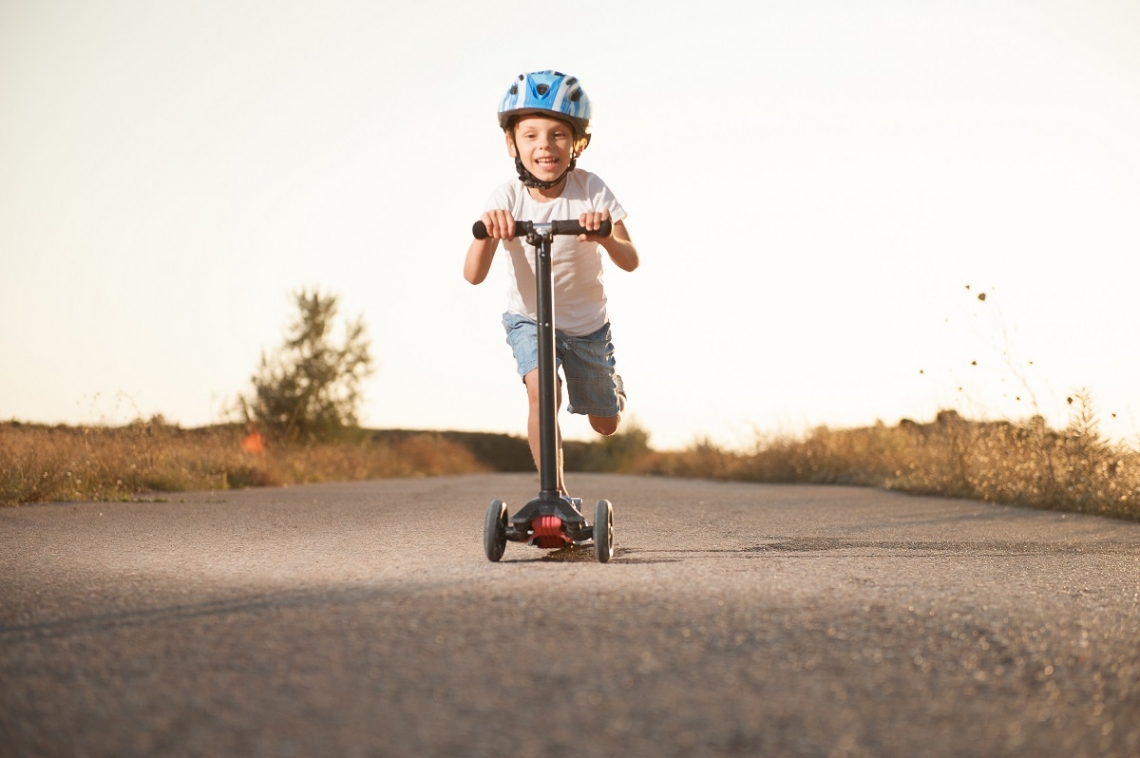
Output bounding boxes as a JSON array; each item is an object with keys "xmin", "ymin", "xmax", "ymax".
[
  {"xmin": 472, "ymin": 219, "xmax": 612, "ymax": 240},
  {"xmin": 550, "ymin": 219, "xmax": 613, "ymax": 238}
]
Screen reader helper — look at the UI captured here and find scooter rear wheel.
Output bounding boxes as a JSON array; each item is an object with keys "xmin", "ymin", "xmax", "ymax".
[
  {"xmin": 484, "ymin": 500, "xmax": 508, "ymax": 562},
  {"xmin": 594, "ymin": 499, "xmax": 614, "ymax": 563}
]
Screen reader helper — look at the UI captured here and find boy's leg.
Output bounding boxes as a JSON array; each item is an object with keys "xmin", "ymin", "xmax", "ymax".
[
  {"xmin": 588, "ymin": 375, "xmax": 626, "ymax": 435},
  {"xmin": 504, "ymin": 313, "xmax": 569, "ymax": 495},
  {"xmin": 523, "ymin": 368, "xmax": 567, "ymax": 496},
  {"xmin": 562, "ymin": 325, "xmax": 625, "ymax": 437}
]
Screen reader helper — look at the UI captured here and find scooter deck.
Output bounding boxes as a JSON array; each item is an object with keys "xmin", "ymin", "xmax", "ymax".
[{"xmin": 507, "ymin": 495, "xmax": 593, "ymax": 545}]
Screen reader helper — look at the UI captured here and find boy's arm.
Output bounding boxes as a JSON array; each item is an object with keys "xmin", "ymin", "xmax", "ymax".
[
  {"xmin": 464, "ymin": 210, "xmax": 516, "ymax": 285},
  {"xmin": 464, "ymin": 237, "xmax": 498, "ymax": 285},
  {"xmin": 601, "ymin": 220, "xmax": 639, "ymax": 272},
  {"xmin": 578, "ymin": 211, "xmax": 639, "ymax": 272}
]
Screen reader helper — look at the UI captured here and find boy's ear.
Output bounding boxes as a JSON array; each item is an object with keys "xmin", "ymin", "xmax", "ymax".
[
  {"xmin": 574, "ymin": 133, "xmax": 592, "ymax": 156},
  {"xmin": 505, "ymin": 131, "xmax": 518, "ymax": 159}
]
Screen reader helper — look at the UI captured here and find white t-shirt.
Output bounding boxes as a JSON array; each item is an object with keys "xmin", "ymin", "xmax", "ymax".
[{"xmin": 484, "ymin": 169, "xmax": 627, "ymax": 336}]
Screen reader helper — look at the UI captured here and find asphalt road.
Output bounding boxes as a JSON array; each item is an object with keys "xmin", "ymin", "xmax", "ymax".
[{"xmin": 2, "ymin": 473, "xmax": 1138, "ymax": 758}]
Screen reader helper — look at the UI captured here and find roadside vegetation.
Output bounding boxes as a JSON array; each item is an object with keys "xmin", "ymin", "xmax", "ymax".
[
  {"xmin": 239, "ymin": 289, "xmax": 374, "ymax": 443},
  {"xmin": 634, "ymin": 392, "xmax": 1140, "ymax": 521},
  {"xmin": 3, "ymin": 399, "xmax": 1137, "ymax": 520},
  {"xmin": 0, "ymin": 418, "xmax": 485, "ymax": 504},
  {"xmin": 0, "ymin": 289, "xmax": 482, "ymax": 506},
  {"xmin": 4, "ymin": 286, "xmax": 1135, "ymax": 519}
]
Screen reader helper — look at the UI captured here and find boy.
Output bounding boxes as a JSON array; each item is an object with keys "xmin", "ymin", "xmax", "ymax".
[{"xmin": 464, "ymin": 70, "xmax": 639, "ymax": 497}]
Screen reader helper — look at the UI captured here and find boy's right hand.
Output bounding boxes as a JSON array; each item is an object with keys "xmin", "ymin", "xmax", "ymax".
[{"xmin": 480, "ymin": 210, "xmax": 516, "ymax": 241}]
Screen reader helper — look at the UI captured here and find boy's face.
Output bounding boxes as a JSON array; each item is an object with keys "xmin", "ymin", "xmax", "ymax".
[{"xmin": 506, "ymin": 114, "xmax": 577, "ymax": 186}]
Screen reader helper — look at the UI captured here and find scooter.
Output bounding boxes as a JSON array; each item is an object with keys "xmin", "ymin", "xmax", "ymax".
[{"xmin": 473, "ymin": 218, "xmax": 615, "ymax": 563}]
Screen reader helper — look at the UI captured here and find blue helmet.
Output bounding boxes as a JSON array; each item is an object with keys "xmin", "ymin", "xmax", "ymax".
[{"xmin": 497, "ymin": 71, "xmax": 592, "ymax": 136}]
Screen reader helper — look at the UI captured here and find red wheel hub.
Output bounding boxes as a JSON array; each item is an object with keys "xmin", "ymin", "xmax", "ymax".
[{"xmin": 531, "ymin": 515, "xmax": 570, "ymax": 549}]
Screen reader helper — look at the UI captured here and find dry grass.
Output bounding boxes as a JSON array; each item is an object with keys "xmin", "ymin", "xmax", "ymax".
[
  {"xmin": 0, "ymin": 418, "xmax": 486, "ymax": 505},
  {"xmin": 636, "ymin": 401, "xmax": 1140, "ymax": 520},
  {"xmin": 6, "ymin": 401, "xmax": 1138, "ymax": 521}
]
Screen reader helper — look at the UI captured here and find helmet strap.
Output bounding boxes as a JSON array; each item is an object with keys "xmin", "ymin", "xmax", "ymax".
[{"xmin": 514, "ymin": 154, "xmax": 578, "ymax": 190}]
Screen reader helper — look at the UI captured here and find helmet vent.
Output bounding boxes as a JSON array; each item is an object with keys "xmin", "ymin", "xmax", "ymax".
[
  {"xmin": 569, "ymin": 88, "xmax": 580, "ymax": 102},
  {"xmin": 536, "ymin": 83, "xmax": 550, "ymax": 96},
  {"xmin": 510, "ymin": 84, "xmax": 518, "ymax": 95}
]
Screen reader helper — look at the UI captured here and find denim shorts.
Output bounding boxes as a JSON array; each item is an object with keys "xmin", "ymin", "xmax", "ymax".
[{"xmin": 502, "ymin": 311, "xmax": 624, "ymax": 417}]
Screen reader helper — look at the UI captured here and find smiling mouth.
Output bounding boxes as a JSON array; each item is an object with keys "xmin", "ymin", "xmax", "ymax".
[{"xmin": 534, "ymin": 157, "xmax": 559, "ymax": 171}]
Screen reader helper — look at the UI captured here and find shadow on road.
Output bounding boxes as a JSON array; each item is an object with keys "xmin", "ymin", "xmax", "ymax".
[{"xmin": 0, "ymin": 587, "xmax": 378, "ymax": 643}]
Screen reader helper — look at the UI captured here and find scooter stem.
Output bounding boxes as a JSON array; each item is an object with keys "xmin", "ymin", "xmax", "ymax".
[{"xmin": 529, "ymin": 228, "xmax": 560, "ymax": 498}]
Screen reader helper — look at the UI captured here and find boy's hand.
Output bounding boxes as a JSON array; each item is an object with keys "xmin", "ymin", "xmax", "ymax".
[
  {"xmin": 577, "ymin": 210, "xmax": 612, "ymax": 242},
  {"xmin": 480, "ymin": 210, "xmax": 516, "ymax": 241}
]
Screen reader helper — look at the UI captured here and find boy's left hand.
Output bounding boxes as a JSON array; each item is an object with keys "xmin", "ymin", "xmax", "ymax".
[{"xmin": 577, "ymin": 210, "xmax": 612, "ymax": 242}]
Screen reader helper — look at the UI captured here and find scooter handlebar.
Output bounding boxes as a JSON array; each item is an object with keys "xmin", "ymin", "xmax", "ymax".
[{"xmin": 472, "ymin": 219, "xmax": 613, "ymax": 240}]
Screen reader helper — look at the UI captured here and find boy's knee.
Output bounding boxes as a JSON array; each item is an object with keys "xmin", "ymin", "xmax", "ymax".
[
  {"xmin": 590, "ymin": 413, "xmax": 620, "ymax": 436},
  {"xmin": 524, "ymin": 370, "xmax": 561, "ymax": 407}
]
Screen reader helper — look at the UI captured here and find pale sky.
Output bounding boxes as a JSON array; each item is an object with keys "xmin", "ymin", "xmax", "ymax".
[{"xmin": 2, "ymin": 0, "xmax": 1138, "ymax": 449}]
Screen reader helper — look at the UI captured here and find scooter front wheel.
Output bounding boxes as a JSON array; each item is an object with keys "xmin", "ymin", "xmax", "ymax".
[
  {"xmin": 594, "ymin": 499, "xmax": 614, "ymax": 563},
  {"xmin": 484, "ymin": 500, "xmax": 508, "ymax": 562}
]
